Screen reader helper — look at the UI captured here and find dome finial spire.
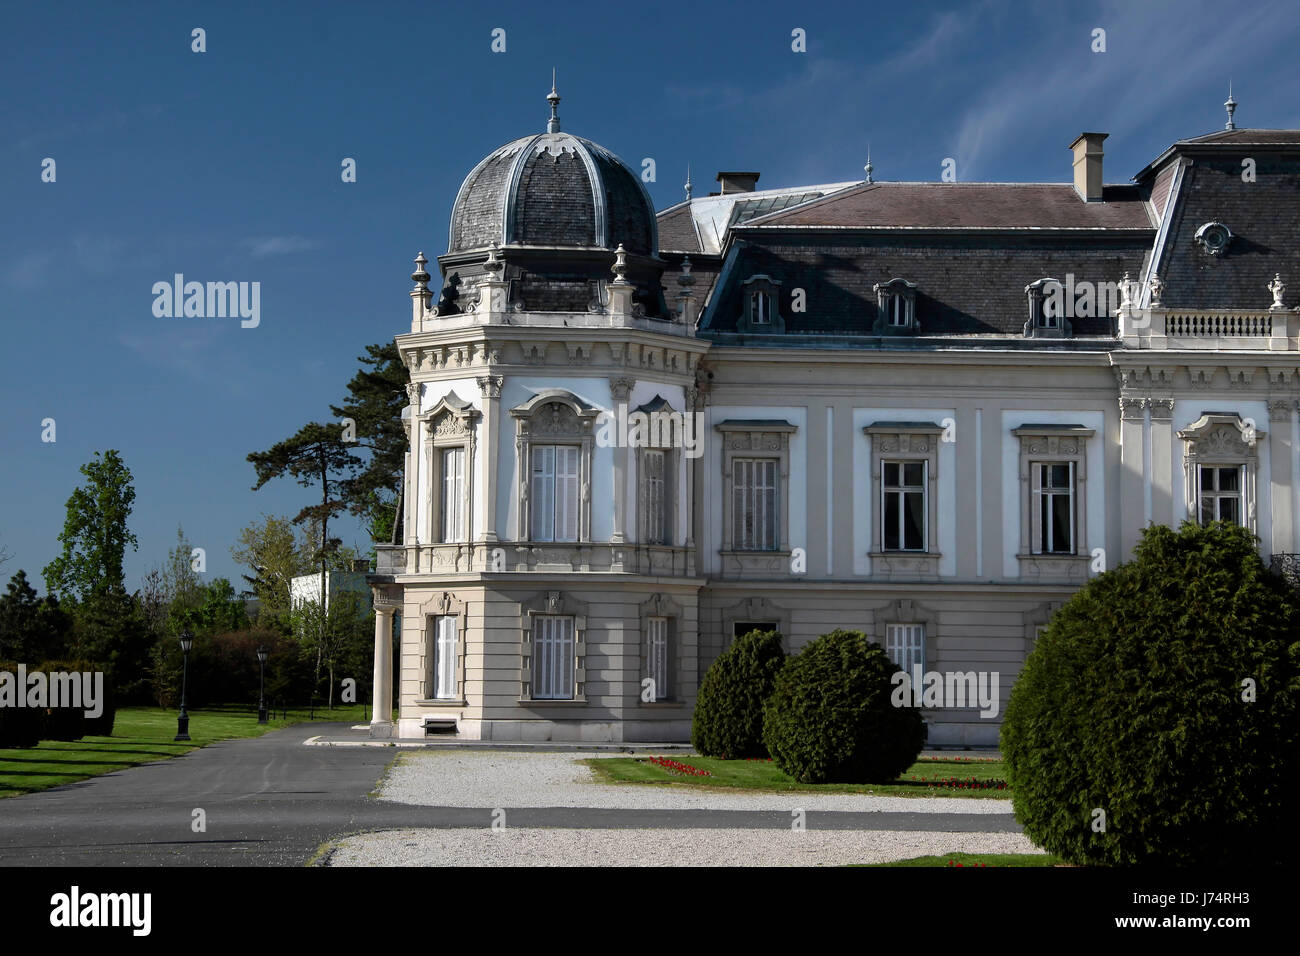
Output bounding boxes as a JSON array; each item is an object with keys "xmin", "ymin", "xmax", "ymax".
[
  {"xmin": 685, "ymin": 164, "xmax": 692, "ymax": 200},
  {"xmin": 1225, "ymin": 80, "xmax": 1237, "ymax": 130},
  {"xmin": 864, "ymin": 143, "xmax": 873, "ymax": 184},
  {"xmin": 547, "ymin": 69, "xmax": 561, "ymax": 133}
]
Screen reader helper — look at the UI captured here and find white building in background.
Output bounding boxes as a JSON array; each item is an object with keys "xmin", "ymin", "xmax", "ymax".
[
  {"xmin": 368, "ymin": 86, "xmax": 1300, "ymax": 745},
  {"xmin": 290, "ymin": 568, "xmax": 371, "ymax": 615}
]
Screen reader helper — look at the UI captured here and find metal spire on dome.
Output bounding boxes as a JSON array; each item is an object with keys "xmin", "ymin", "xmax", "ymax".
[
  {"xmin": 685, "ymin": 164, "xmax": 692, "ymax": 200},
  {"xmin": 864, "ymin": 143, "xmax": 873, "ymax": 184},
  {"xmin": 1225, "ymin": 81, "xmax": 1237, "ymax": 131},
  {"xmin": 547, "ymin": 69, "xmax": 561, "ymax": 133}
]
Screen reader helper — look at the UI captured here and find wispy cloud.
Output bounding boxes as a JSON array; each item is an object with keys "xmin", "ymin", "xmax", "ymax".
[
  {"xmin": 2, "ymin": 251, "xmax": 55, "ymax": 289},
  {"xmin": 242, "ymin": 236, "xmax": 321, "ymax": 258}
]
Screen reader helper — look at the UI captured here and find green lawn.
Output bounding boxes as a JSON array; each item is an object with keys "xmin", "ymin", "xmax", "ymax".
[
  {"xmin": 0, "ymin": 704, "xmax": 374, "ymax": 798},
  {"xmin": 869, "ymin": 852, "xmax": 1061, "ymax": 867},
  {"xmin": 583, "ymin": 754, "xmax": 1011, "ymax": 798}
]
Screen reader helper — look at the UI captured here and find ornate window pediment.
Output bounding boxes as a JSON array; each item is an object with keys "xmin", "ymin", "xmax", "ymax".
[
  {"xmin": 421, "ymin": 391, "xmax": 480, "ymax": 546},
  {"xmin": 511, "ymin": 391, "xmax": 598, "ymax": 544},
  {"xmin": 1177, "ymin": 412, "xmax": 1262, "ymax": 530}
]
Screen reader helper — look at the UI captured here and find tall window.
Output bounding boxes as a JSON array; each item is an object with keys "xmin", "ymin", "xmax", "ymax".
[
  {"xmin": 531, "ymin": 615, "xmax": 575, "ymax": 699},
  {"xmin": 643, "ymin": 449, "xmax": 668, "ymax": 545},
  {"xmin": 733, "ymin": 457, "xmax": 779, "ymax": 550},
  {"xmin": 1032, "ymin": 462, "xmax": 1075, "ymax": 554},
  {"xmin": 439, "ymin": 447, "xmax": 466, "ymax": 542},
  {"xmin": 1199, "ymin": 465, "xmax": 1243, "ymax": 526},
  {"xmin": 885, "ymin": 623, "xmax": 925, "ymax": 673},
  {"xmin": 430, "ymin": 615, "xmax": 458, "ymax": 700},
  {"xmin": 882, "ymin": 461, "xmax": 926, "ymax": 551},
  {"xmin": 531, "ymin": 445, "xmax": 580, "ymax": 542},
  {"xmin": 645, "ymin": 617, "xmax": 670, "ymax": 700}
]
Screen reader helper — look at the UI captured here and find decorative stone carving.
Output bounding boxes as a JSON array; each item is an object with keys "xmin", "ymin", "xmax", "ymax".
[{"xmin": 1269, "ymin": 273, "xmax": 1287, "ymax": 310}]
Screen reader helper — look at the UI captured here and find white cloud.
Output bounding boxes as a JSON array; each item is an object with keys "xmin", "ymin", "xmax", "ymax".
[{"xmin": 243, "ymin": 236, "xmax": 321, "ymax": 257}]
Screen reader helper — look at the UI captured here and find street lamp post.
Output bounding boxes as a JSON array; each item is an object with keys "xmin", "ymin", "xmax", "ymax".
[
  {"xmin": 256, "ymin": 645, "xmax": 269, "ymax": 724},
  {"xmin": 174, "ymin": 630, "xmax": 194, "ymax": 741}
]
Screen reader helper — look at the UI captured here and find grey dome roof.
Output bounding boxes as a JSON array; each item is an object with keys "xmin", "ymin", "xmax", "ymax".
[{"xmin": 448, "ymin": 131, "xmax": 658, "ymax": 256}]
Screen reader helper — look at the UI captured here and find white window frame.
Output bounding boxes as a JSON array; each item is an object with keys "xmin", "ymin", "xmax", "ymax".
[
  {"xmin": 439, "ymin": 446, "xmax": 467, "ymax": 543},
  {"xmin": 1198, "ymin": 463, "xmax": 1246, "ymax": 527},
  {"xmin": 518, "ymin": 590, "xmax": 588, "ymax": 703},
  {"xmin": 422, "ymin": 392, "xmax": 478, "ymax": 547},
  {"xmin": 885, "ymin": 622, "xmax": 925, "ymax": 673},
  {"xmin": 530, "ymin": 443, "xmax": 581, "ymax": 543},
  {"xmin": 1013, "ymin": 424, "xmax": 1093, "ymax": 579},
  {"xmin": 880, "ymin": 459, "xmax": 927, "ymax": 552},
  {"xmin": 511, "ymin": 391, "xmax": 597, "ymax": 545},
  {"xmin": 1031, "ymin": 460, "xmax": 1076, "ymax": 555},
  {"xmin": 1177, "ymin": 413, "xmax": 1262, "ymax": 534},
  {"xmin": 872, "ymin": 278, "xmax": 918, "ymax": 333},
  {"xmin": 431, "ymin": 614, "xmax": 458, "ymax": 700},
  {"xmin": 732, "ymin": 456, "xmax": 779, "ymax": 551},
  {"xmin": 645, "ymin": 616, "xmax": 670, "ymax": 701},
  {"xmin": 641, "ymin": 447, "xmax": 669, "ymax": 545},
  {"xmin": 530, "ymin": 614, "xmax": 575, "ymax": 700}
]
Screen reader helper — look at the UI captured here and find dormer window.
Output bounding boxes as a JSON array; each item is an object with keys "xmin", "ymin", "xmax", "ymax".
[
  {"xmin": 872, "ymin": 278, "xmax": 918, "ymax": 334},
  {"xmin": 1024, "ymin": 278, "xmax": 1072, "ymax": 338},
  {"xmin": 739, "ymin": 275, "xmax": 784, "ymax": 333}
]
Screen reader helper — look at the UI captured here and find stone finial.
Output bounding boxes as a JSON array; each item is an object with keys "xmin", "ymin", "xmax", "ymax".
[
  {"xmin": 411, "ymin": 251, "xmax": 430, "ymax": 289},
  {"xmin": 1148, "ymin": 272, "xmax": 1165, "ymax": 308},
  {"xmin": 1225, "ymin": 81, "xmax": 1237, "ymax": 131},
  {"xmin": 1119, "ymin": 271, "xmax": 1132, "ymax": 309},
  {"xmin": 484, "ymin": 242, "xmax": 504, "ymax": 276},
  {"xmin": 611, "ymin": 242, "xmax": 630, "ymax": 284},
  {"xmin": 684, "ymin": 164, "xmax": 693, "ymax": 201},
  {"xmin": 864, "ymin": 143, "xmax": 873, "ymax": 184},
  {"xmin": 1269, "ymin": 273, "xmax": 1286, "ymax": 310},
  {"xmin": 678, "ymin": 255, "xmax": 695, "ymax": 288}
]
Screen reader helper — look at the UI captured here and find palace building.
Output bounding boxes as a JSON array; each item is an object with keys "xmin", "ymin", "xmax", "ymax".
[{"xmin": 368, "ymin": 86, "xmax": 1300, "ymax": 745}]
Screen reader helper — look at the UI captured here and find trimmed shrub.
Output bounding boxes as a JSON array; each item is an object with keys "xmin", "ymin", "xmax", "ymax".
[
  {"xmin": 1001, "ymin": 522, "xmax": 1300, "ymax": 866},
  {"xmin": 36, "ymin": 660, "xmax": 108, "ymax": 741},
  {"xmin": 761, "ymin": 630, "xmax": 925, "ymax": 783},
  {"xmin": 691, "ymin": 629, "xmax": 787, "ymax": 757},
  {"xmin": 0, "ymin": 661, "xmax": 46, "ymax": 748}
]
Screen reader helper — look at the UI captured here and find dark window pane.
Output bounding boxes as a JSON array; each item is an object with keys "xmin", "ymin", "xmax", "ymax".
[
  {"xmin": 903, "ymin": 462, "xmax": 923, "ymax": 486},
  {"xmin": 1039, "ymin": 494, "xmax": 1050, "ymax": 550},
  {"xmin": 884, "ymin": 492, "xmax": 900, "ymax": 549},
  {"xmin": 884, "ymin": 462, "xmax": 898, "ymax": 486},
  {"xmin": 904, "ymin": 490, "xmax": 924, "ymax": 550},
  {"xmin": 1218, "ymin": 467, "xmax": 1239, "ymax": 492},
  {"xmin": 1220, "ymin": 497, "xmax": 1239, "ymax": 525},
  {"xmin": 1201, "ymin": 467, "xmax": 1216, "ymax": 492},
  {"xmin": 1200, "ymin": 498, "xmax": 1214, "ymax": 526},
  {"xmin": 1050, "ymin": 464, "xmax": 1070, "ymax": 488},
  {"xmin": 1050, "ymin": 494, "xmax": 1072, "ymax": 552}
]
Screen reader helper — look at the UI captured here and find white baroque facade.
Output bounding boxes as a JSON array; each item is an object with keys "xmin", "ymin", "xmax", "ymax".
[{"xmin": 368, "ymin": 95, "xmax": 1300, "ymax": 746}]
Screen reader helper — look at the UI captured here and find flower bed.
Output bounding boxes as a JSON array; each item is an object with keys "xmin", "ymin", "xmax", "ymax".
[
  {"xmin": 903, "ymin": 776, "xmax": 1009, "ymax": 790},
  {"xmin": 646, "ymin": 756, "xmax": 712, "ymax": 777}
]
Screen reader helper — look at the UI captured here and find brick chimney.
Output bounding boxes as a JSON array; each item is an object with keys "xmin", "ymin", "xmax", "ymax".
[
  {"xmin": 1069, "ymin": 133, "xmax": 1107, "ymax": 202},
  {"xmin": 716, "ymin": 171, "xmax": 760, "ymax": 194}
]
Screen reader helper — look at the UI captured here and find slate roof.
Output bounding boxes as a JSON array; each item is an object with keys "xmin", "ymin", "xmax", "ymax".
[
  {"xmin": 655, "ymin": 182, "xmax": 858, "ymax": 254},
  {"xmin": 744, "ymin": 182, "xmax": 1152, "ymax": 230},
  {"xmin": 448, "ymin": 132, "xmax": 657, "ymax": 255}
]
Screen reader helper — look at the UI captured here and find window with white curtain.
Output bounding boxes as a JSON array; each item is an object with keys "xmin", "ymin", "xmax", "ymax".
[
  {"xmin": 885, "ymin": 623, "xmax": 925, "ymax": 673},
  {"xmin": 645, "ymin": 616, "xmax": 670, "ymax": 700},
  {"xmin": 439, "ymin": 447, "xmax": 466, "ymax": 542},
  {"xmin": 531, "ymin": 615, "xmax": 575, "ymax": 699},
  {"xmin": 643, "ymin": 449, "xmax": 668, "ymax": 545},
  {"xmin": 531, "ymin": 445, "xmax": 580, "ymax": 542},
  {"xmin": 431, "ymin": 615, "xmax": 458, "ymax": 700},
  {"xmin": 733, "ymin": 457, "xmax": 779, "ymax": 550}
]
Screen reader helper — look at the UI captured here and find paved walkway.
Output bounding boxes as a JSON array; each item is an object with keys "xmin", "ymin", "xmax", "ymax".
[{"xmin": 0, "ymin": 722, "xmax": 1022, "ymax": 866}]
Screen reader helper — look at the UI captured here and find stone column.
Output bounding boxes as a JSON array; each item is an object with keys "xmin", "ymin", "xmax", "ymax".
[
  {"xmin": 1118, "ymin": 396, "xmax": 1148, "ymax": 561},
  {"xmin": 476, "ymin": 375, "xmax": 503, "ymax": 545},
  {"xmin": 609, "ymin": 377, "xmax": 634, "ymax": 547},
  {"xmin": 1149, "ymin": 398, "xmax": 1174, "ymax": 530},
  {"xmin": 370, "ymin": 602, "xmax": 396, "ymax": 738},
  {"xmin": 1269, "ymin": 399, "xmax": 1294, "ymax": 555}
]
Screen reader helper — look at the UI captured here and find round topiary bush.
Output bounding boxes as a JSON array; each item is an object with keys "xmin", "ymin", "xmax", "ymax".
[
  {"xmin": 1001, "ymin": 521, "xmax": 1300, "ymax": 866},
  {"xmin": 691, "ymin": 629, "xmax": 787, "ymax": 757},
  {"xmin": 761, "ymin": 629, "xmax": 925, "ymax": 783}
]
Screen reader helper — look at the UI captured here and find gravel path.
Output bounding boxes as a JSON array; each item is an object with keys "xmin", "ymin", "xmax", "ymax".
[
  {"xmin": 326, "ymin": 826, "xmax": 1043, "ymax": 866},
  {"xmin": 376, "ymin": 751, "xmax": 1012, "ymax": 814}
]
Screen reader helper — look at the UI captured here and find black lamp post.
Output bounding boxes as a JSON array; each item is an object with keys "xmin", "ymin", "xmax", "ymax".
[
  {"xmin": 174, "ymin": 629, "xmax": 194, "ymax": 741},
  {"xmin": 256, "ymin": 645, "xmax": 269, "ymax": 724}
]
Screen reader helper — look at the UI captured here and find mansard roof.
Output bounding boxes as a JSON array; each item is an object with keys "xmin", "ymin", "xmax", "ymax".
[{"xmin": 742, "ymin": 182, "xmax": 1152, "ymax": 231}]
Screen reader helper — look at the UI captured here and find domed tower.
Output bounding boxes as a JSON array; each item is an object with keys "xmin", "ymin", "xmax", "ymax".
[
  {"xmin": 374, "ymin": 83, "xmax": 710, "ymax": 744},
  {"xmin": 432, "ymin": 83, "xmax": 668, "ymax": 318}
]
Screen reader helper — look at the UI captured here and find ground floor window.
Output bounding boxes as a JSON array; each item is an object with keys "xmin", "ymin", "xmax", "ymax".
[
  {"xmin": 646, "ymin": 616, "xmax": 670, "ymax": 700},
  {"xmin": 885, "ymin": 623, "xmax": 925, "ymax": 672},
  {"xmin": 531, "ymin": 614, "xmax": 575, "ymax": 699},
  {"xmin": 430, "ymin": 615, "xmax": 458, "ymax": 700}
]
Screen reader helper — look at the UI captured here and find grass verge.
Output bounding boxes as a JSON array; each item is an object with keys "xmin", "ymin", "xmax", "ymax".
[
  {"xmin": 868, "ymin": 852, "xmax": 1061, "ymax": 867},
  {"xmin": 0, "ymin": 703, "xmax": 372, "ymax": 798},
  {"xmin": 582, "ymin": 754, "xmax": 1010, "ymax": 798}
]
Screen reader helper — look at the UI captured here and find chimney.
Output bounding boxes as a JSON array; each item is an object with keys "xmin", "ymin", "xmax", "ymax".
[
  {"xmin": 1069, "ymin": 133, "xmax": 1107, "ymax": 202},
  {"xmin": 716, "ymin": 171, "xmax": 760, "ymax": 194}
]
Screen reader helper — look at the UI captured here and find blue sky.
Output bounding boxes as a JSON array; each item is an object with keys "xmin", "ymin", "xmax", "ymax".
[{"xmin": 3, "ymin": 0, "xmax": 1299, "ymax": 594}]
